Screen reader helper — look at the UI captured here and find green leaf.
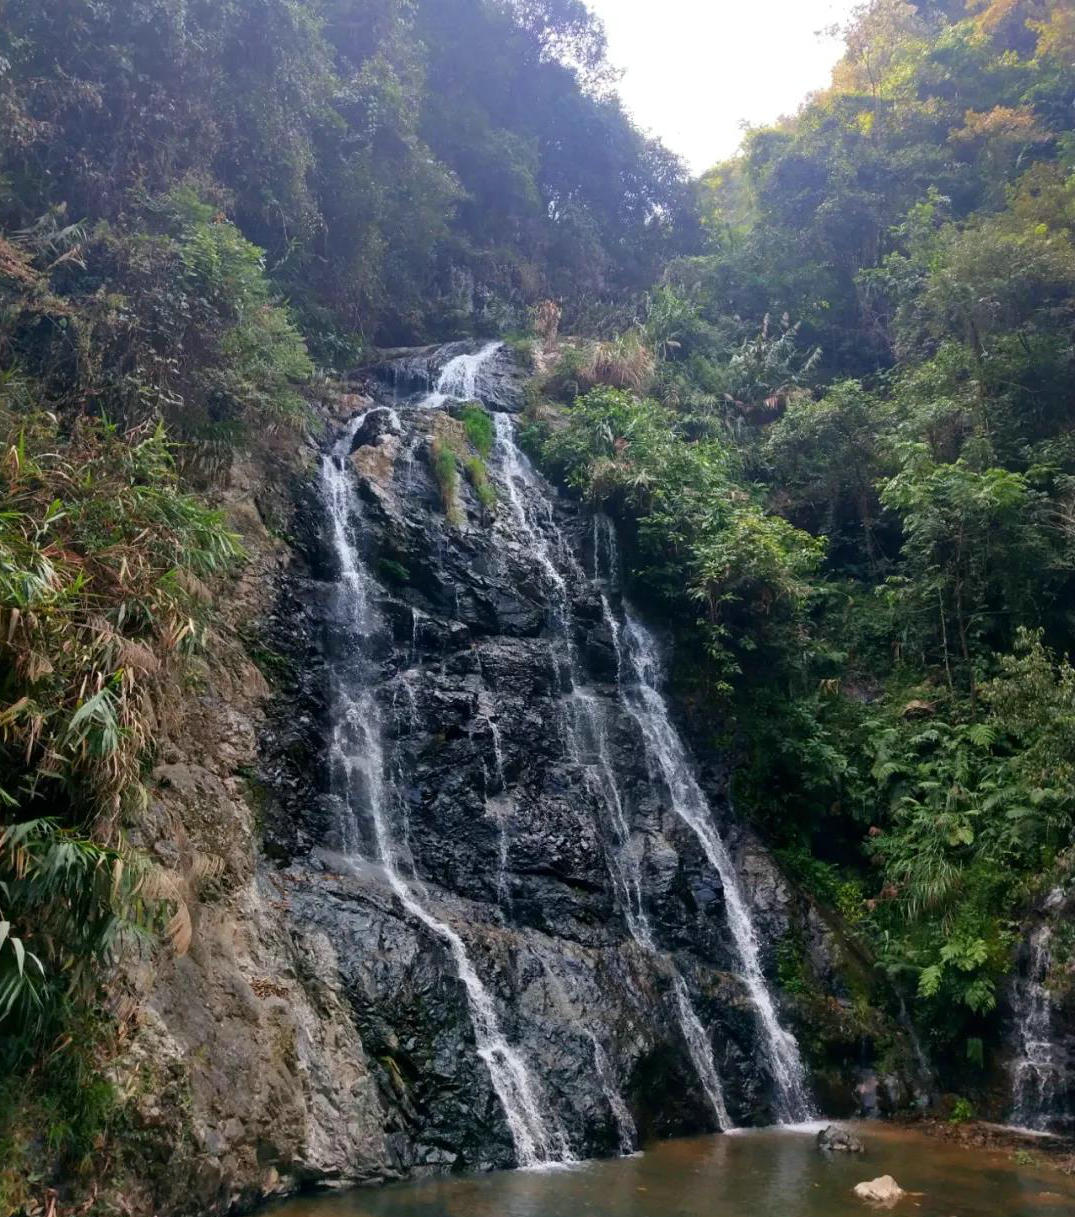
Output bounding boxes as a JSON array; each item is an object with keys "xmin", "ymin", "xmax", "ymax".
[{"xmin": 918, "ymin": 964, "xmax": 943, "ymax": 997}]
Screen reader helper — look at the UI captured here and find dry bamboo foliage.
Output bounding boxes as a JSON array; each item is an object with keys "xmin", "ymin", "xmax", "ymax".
[
  {"xmin": 117, "ymin": 639, "xmax": 161, "ymax": 674},
  {"xmin": 137, "ymin": 848, "xmax": 227, "ymax": 958},
  {"xmin": 163, "ymin": 903, "xmax": 192, "ymax": 957}
]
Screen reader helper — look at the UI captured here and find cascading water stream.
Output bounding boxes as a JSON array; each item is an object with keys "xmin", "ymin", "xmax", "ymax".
[
  {"xmin": 493, "ymin": 413, "xmax": 572, "ymax": 621},
  {"xmin": 477, "ymin": 699, "xmax": 513, "ymax": 908},
  {"xmin": 321, "ymin": 410, "xmax": 570, "ymax": 1169},
  {"xmin": 324, "ymin": 350, "xmax": 812, "ymax": 1166},
  {"xmin": 418, "ymin": 341, "xmax": 504, "ymax": 409},
  {"xmin": 616, "ymin": 610, "xmax": 815, "ymax": 1124},
  {"xmin": 587, "ymin": 517, "xmax": 814, "ymax": 1125},
  {"xmin": 493, "ymin": 415, "xmax": 732, "ymax": 1130},
  {"xmin": 1010, "ymin": 889, "xmax": 1067, "ymax": 1131},
  {"xmin": 589, "ymin": 1033, "xmax": 639, "ymax": 1156}
]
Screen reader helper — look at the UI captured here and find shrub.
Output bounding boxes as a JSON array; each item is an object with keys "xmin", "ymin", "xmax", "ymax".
[
  {"xmin": 464, "ymin": 455, "xmax": 496, "ymax": 512},
  {"xmin": 544, "ymin": 344, "xmax": 591, "ymax": 401},
  {"xmin": 0, "ymin": 1005, "xmax": 120, "ymax": 1211},
  {"xmin": 540, "ymin": 386, "xmax": 821, "ymax": 683},
  {"xmin": 542, "ymin": 332, "xmax": 656, "ymax": 402},
  {"xmin": 431, "ymin": 434, "xmax": 462, "ymax": 525},
  {"xmin": 0, "ymin": 820, "xmax": 157, "ymax": 1036},
  {"xmin": 0, "ymin": 394, "xmax": 242, "ymax": 1192},
  {"xmin": 434, "ymin": 412, "xmax": 498, "ymax": 520},
  {"xmin": 460, "ymin": 403, "xmax": 494, "ymax": 458},
  {"xmin": 583, "ymin": 329, "xmax": 655, "ymax": 392},
  {"xmin": 1, "ymin": 187, "xmax": 313, "ymax": 478},
  {"xmin": 110, "ymin": 188, "xmax": 312, "ymax": 433},
  {"xmin": 504, "ymin": 334, "xmax": 537, "ymax": 371},
  {"xmin": 0, "ymin": 408, "xmax": 242, "ymax": 820}
]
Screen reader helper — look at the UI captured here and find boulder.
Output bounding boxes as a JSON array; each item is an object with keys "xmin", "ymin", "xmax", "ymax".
[
  {"xmin": 817, "ymin": 1124, "xmax": 865, "ymax": 1153},
  {"xmin": 853, "ymin": 1175, "xmax": 904, "ymax": 1206},
  {"xmin": 350, "ymin": 406, "xmax": 402, "ymax": 451}
]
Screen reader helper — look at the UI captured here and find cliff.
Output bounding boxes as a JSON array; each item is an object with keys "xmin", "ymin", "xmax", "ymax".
[{"xmin": 102, "ymin": 346, "xmax": 919, "ymax": 1215}]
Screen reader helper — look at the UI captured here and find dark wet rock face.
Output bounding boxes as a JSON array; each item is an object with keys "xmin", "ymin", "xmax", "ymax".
[
  {"xmin": 349, "ymin": 407, "xmax": 402, "ymax": 451},
  {"xmin": 257, "ymin": 342, "xmax": 872, "ymax": 1183}
]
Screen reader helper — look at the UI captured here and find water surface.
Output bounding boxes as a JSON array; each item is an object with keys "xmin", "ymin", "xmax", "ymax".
[{"xmin": 273, "ymin": 1123, "xmax": 1075, "ymax": 1217}]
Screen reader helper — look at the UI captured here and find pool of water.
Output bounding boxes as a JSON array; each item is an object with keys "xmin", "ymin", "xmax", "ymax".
[{"xmin": 271, "ymin": 1123, "xmax": 1075, "ymax": 1217}]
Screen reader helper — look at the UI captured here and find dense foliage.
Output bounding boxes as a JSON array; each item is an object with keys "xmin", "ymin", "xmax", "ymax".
[
  {"xmin": 531, "ymin": 0, "xmax": 1075, "ymax": 1090},
  {"xmin": 0, "ymin": 0, "xmax": 694, "ymax": 352},
  {"xmin": 0, "ymin": 230, "xmax": 245, "ymax": 1198}
]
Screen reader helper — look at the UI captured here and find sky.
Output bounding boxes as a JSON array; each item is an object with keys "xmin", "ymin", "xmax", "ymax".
[{"xmin": 584, "ymin": 0, "xmax": 863, "ymax": 175}]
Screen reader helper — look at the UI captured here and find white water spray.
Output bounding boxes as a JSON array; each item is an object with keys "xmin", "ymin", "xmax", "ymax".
[
  {"xmin": 590, "ymin": 1033, "xmax": 639, "ymax": 1155},
  {"xmin": 493, "ymin": 412, "xmax": 572, "ymax": 618},
  {"xmin": 1010, "ymin": 890, "xmax": 1067, "ymax": 1131},
  {"xmin": 618, "ymin": 611, "xmax": 814, "ymax": 1123},
  {"xmin": 419, "ymin": 341, "xmax": 503, "ymax": 409},
  {"xmin": 480, "ymin": 708, "xmax": 513, "ymax": 907},
  {"xmin": 322, "ymin": 415, "xmax": 569, "ymax": 1168},
  {"xmin": 492, "ymin": 417, "xmax": 734, "ymax": 1129}
]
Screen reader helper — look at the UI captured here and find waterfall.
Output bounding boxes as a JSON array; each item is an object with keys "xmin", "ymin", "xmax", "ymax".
[
  {"xmin": 570, "ymin": 689, "xmax": 651, "ymax": 948},
  {"xmin": 617, "ymin": 611, "xmax": 814, "ymax": 1124},
  {"xmin": 589, "ymin": 1033, "xmax": 639, "ymax": 1156},
  {"xmin": 493, "ymin": 412, "xmax": 572, "ymax": 620},
  {"xmin": 418, "ymin": 341, "xmax": 503, "ymax": 409},
  {"xmin": 492, "ymin": 416, "xmax": 735, "ymax": 1129},
  {"xmin": 321, "ymin": 414, "xmax": 570, "ymax": 1169},
  {"xmin": 590, "ymin": 514, "xmax": 814, "ymax": 1126},
  {"xmin": 319, "ymin": 352, "xmax": 815, "ymax": 1169},
  {"xmin": 1010, "ymin": 890, "xmax": 1067, "ymax": 1131},
  {"xmin": 479, "ymin": 704, "xmax": 513, "ymax": 907},
  {"xmin": 671, "ymin": 974, "xmax": 733, "ymax": 1130}
]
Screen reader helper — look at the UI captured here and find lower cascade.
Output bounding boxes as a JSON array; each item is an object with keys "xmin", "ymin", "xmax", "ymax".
[
  {"xmin": 266, "ymin": 340, "xmax": 818, "ymax": 1174},
  {"xmin": 1009, "ymin": 889, "xmax": 1070, "ymax": 1132},
  {"xmin": 617, "ymin": 611, "xmax": 814, "ymax": 1123}
]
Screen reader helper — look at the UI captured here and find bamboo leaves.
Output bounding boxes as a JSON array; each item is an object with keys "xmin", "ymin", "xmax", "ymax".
[{"xmin": 0, "ymin": 407, "xmax": 241, "ymax": 817}]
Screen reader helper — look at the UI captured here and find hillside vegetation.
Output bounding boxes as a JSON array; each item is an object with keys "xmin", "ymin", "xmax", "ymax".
[{"xmin": 531, "ymin": 0, "xmax": 1075, "ymax": 1091}]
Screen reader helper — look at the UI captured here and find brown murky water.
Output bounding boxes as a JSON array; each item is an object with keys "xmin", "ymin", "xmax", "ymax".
[{"xmin": 270, "ymin": 1123, "xmax": 1075, "ymax": 1217}]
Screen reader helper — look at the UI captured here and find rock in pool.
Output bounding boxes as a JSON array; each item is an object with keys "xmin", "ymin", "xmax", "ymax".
[
  {"xmin": 817, "ymin": 1125, "xmax": 865, "ymax": 1153},
  {"xmin": 853, "ymin": 1175, "xmax": 905, "ymax": 1207}
]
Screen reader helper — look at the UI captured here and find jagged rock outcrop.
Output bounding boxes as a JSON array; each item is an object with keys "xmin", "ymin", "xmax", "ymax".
[{"xmin": 111, "ymin": 431, "xmax": 397, "ymax": 1216}]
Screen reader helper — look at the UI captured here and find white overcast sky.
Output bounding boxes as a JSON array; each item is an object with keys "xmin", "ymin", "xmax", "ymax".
[{"xmin": 584, "ymin": 0, "xmax": 863, "ymax": 174}]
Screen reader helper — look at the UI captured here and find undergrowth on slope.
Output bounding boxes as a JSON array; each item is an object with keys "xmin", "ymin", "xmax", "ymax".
[
  {"xmin": 0, "ymin": 391, "xmax": 245, "ymax": 1202},
  {"xmin": 0, "ymin": 177, "xmax": 287, "ymax": 1202},
  {"xmin": 460, "ymin": 403, "xmax": 494, "ymax": 458},
  {"xmin": 431, "ymin": 433, "xmax": 464, "ymax": 525}
]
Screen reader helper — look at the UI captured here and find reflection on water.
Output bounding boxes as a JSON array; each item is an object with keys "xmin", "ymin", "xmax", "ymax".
[{"xmin": 270, "ymin": 1124, "xmax": 1075, "ymax": 1217}]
